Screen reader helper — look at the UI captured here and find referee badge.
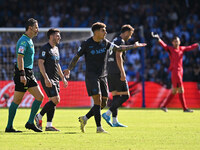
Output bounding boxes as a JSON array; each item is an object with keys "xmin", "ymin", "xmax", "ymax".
[{"xmin": 18, "ymin": 46, "xmax": 25, "ymax": 53}]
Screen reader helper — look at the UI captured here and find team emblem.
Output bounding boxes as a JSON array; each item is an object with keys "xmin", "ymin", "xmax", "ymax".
[
  {"xmin": 42, "ymin": 51, "xmax": 46, "ymax": 57},
  {"xmin": 18, "ymin": 46, "xmax": 25, "ymax": 53}
]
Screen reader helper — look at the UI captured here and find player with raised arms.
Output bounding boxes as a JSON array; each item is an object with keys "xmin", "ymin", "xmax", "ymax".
[{"xmin": 152, "ymin": 32, "xmax": 199, "ymax": 112}]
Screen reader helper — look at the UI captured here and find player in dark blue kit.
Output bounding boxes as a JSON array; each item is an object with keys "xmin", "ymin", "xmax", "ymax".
[
  {"xmin": 64, "ymin": 22, "xmax": 146, "ymax": 133},
  {"xmin": 35, "ymin": 28, "xmax": 68, "ymax": 131},
  {"xmin": 103, "ymin": 25, "xmax": 134, "ymax": 127}
]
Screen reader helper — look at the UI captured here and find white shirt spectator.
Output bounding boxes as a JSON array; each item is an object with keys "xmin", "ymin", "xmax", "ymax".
[{"xmin": 49, "ymin": 13, "xmax": 61, "ymax": 27}]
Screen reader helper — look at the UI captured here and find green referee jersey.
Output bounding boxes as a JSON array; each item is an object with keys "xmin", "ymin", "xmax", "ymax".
[{"xmin": 16, "ymin": 34, "xmax": 35, "ymax": 69}]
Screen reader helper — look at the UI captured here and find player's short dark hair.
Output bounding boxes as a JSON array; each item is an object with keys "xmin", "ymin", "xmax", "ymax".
[
  {"xmin": 172, "ymin": 36, "xmax": 179, "ymax": 41},
  {"xmin": 25, "ymin": 18, "xmax": 38, "ymax": 31},
  {"xmin": 91, "ymin": 22, "xmax": 106, "ymax": 33},
  {"xmin": 47, "ymin": 28, "xmax": 60, "ymax": 39},
  {"xmin": 121, "ymin": 24, "xmax": 134, "ymax": 33}
]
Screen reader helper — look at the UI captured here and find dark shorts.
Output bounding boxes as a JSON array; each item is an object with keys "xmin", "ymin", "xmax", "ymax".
[
  {"xmin": 107, "ymin": 73, "xmax": 129, "ymax": 92},
  {"xmin": 41, "ymin": 79, "xmax": 60, "ymax": 97},
  {"xmin": 85, "ymin": 76, "xmax": 108, "ymax": 97},
  {"xmin": 14, "ymin": 67, "xmax": 38, "ymax": 92}
]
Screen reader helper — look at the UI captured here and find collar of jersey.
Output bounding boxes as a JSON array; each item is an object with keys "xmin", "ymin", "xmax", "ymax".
[{"xmin": 23, "ymin": 34, "xmax": 31, "ymax": 39}]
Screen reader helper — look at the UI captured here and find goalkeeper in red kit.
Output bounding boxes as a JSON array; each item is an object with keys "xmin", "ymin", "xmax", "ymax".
[{"xmin": 152, "ymin": 32, "xmax": 199, "ymax": 112}]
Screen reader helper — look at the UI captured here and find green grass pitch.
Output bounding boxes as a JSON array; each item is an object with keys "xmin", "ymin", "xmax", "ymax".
[{"xmin": 0, "ymin": 108, "xmax": 200, "ymax": 150}]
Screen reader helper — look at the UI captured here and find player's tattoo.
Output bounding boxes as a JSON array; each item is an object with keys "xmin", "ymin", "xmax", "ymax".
[
  {"xmin": 68, "ymin": 54, "xmax": 80, "ymax": 70},
  {"xmin": 113, "ymin": 45, "xmax": 135, "ymax": 52}
]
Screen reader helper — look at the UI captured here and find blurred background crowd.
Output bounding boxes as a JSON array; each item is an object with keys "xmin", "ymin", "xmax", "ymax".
[{"xmin": 0, "ymin": 0, "xmax": 200, "ymax": 88}]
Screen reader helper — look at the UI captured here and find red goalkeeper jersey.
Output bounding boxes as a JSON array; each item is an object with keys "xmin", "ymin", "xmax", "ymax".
[{"xmin": 159, "ymin": 39, "xmax": 199, "ymax": 73}]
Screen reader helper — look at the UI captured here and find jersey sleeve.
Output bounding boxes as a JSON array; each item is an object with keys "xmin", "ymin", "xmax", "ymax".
[
  {"xmin": 17, "ymin": 40, "xmax": 27, "ymax": 56},
  {"xmin": 39, "ymin": 45, "xmax": 47, "ymax": 60},
  {"xmin": 158, "ymin": 39, "xmax": 170, "ymax": 52},
  {"xmin": 77, "ymin": 41, "xmax": 87, "ymax": 56},
  {"xmin": 182, "ymin": 43, "xmax": 199, "ymax": 52}
]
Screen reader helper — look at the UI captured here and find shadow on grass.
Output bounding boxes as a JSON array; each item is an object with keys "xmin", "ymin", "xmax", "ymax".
[{"xmin": 1, "ymin": 131, "xmax": 80, "ymax": 135}]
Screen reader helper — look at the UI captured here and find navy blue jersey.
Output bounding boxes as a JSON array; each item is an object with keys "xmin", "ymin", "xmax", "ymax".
[
  {"xmin": 107, "ymin": 36, "xmax": 126, "ymax": 74},
  {"xmin": 39, "ymin": 43, "xmax": 60, "ymax": 81},
  {"xmin": 77, "ymin": 37, "xmax": 116, "ymax": 77}
]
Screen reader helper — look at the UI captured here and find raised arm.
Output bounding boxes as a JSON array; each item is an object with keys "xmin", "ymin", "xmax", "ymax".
[
  {"xmin": 113, "ymin": 41, "xmax": 147, "ymax": 52},
  {"xmin": 151, "ymin": 32, "xmax": 168, "ymax": 51},
  {"xmin": 182, "ymin": 43, "xmax": 199, "ymax": 52},
  {"xmin": 63, "ymin": 54, "xmax": 80, "ymax": 78}
]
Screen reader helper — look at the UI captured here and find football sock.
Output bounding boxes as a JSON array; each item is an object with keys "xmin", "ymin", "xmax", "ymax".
[
  {"xmin": 119, "ymin": 95, "xmax": 129, "ymax": 105},
  {"xmin": 46, "ymin": 122, "xmax": 52, "ymax": 127},
  {"xmin": 161, "ymin": 92, "xmax": 175, "ymax": 107},
  {"xmin": 37, "ymin": 113, "xmax": 43, "ymax": 120},
  {"xmin": 28, "ymin": 99, "xmax": 42, "ymax": 124},
  {"xmin": 112, "ymin": 117, "xmax": 118, "ymax": 124},
  {"xmin": 112, "ymin": 109, "xmax": 118, "ymax": 117},
  {"xmin": 106, "ymin": 110, "xmax": 112, "ymax": 116},
  {"xmin": 40, "ymin": 100, "xmax": 55, "ymax": 116},
  {"xmin": 83, "ymin": 115, "xmax": 88, "ymax": 121},
  {"xmin": 109, "ymin": 95, "xmax": 129, "ymax": 113},
  {"xmin": 86, "ymin": 106, "xmax": 95, "ymax": 119},
  {"xmin": 178, "ymin": 93, "xmax": 187, "ymax": 110},
  {"xmin": 47, "ymin": 105, "xmax": 55, "ymax": 122},
  {"xmin": 93, "ymin": 104, "xmax": 101, "ymax": 127},
  {"xmin": 97, "ymin": 126, "xmax": 102, "ymax": 129},
  {"xmin": 111, "ymin": 95, "xmax": 119, "ymax": 117},
  {"xmin": 6, "ymin": 102, "xmax": 19, "ymax": 129},
  {"xmin": 85, "ymin": 103, "xmax": 105, "ymax": 119}
]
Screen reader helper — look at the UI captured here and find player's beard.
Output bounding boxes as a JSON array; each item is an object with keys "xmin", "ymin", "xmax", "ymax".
[{"xmin": 53, "ymin": 39, "xmax": 60, "ymax": 45}]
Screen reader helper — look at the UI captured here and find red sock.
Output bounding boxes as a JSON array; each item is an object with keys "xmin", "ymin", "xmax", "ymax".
[
  {"xmin": 161, "ymin": 92, "xmax": 175, "ymax": 107},
  {"xmin": 178, "ymin": 93, "xmax": 187, "ymax": 110}
]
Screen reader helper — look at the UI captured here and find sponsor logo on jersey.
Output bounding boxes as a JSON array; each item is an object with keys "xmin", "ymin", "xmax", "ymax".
[
  {"xmin": 18, "ymin": 46, "xmax": 25, "ymax": 53},
  {"xmin": 90, "ymin": 48, "xmax": 106, "ymax": 55},
  {"xmin": 95, "ymin": 48, "xmax": 106, "ymax": 54}
]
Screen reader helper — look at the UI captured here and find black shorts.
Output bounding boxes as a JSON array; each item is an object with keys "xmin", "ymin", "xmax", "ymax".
[
  {"xmin": 85, "ymin": 76, "xmax": 108, "ymax": 97},
  {"xmin": 41, "ymin": 79, "xmax": 60, "ymax": 98},
  {"xmin": 14, "ymin": 67, "xmax": 38, "ymax": 92},
  {"xmin": 107, "ymin": 73, "xmax": 129, "ymax": 92}
]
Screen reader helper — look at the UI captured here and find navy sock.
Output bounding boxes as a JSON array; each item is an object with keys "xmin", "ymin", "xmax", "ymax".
[
  {"xmin": 40, "ymin": 101, "xmax": 55, "ymax": 116},
  {"xmin": 111, "ymin": 96, "xmax": 120, "ymax": 117},
  {"xmin": 86, "ymin": 106, "xmax": 95, "ymax": 119},
  {"xmin": 47, "ymin": 105, "xmax": 55, "ymax": 122},
  {"xmin": 110, "ymin": 95, "xmax": 129, "ymax": 112},
  {"xmin": 93, "ymin": 105, "xmax": 101, "ymax": 127}
]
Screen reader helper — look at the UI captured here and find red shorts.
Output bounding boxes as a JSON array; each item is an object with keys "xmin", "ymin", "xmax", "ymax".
[{"xmin": 171, "ymin": 71, "xmax": 183, "ymax": 88}]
